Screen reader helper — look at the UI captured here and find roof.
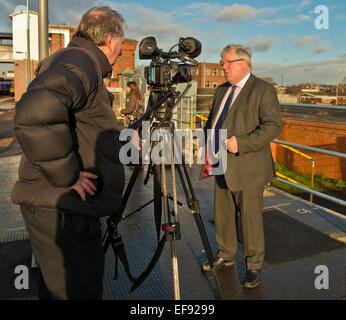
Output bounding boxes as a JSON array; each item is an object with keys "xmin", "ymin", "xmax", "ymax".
[{"xmin": 9, "ymin": 10, "xmax": 38, "ymax": 19}]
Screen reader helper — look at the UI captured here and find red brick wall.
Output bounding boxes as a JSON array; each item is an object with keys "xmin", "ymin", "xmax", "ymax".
[
  {"xmin": 50, "ymin": 33, "xmax": 65, "ymax": 53},
  {"xmin": 50, "ymin": 29, "xmax": 137, "ymax": 88},
  {"xmin": 108, "ymin": 40, "xmax": 137, "ymax": 88},
  {"xmin": 13, "ymin": 60, "xmax": 38, "ymax": 101},
  {"xmin": 271, "ymin": 120, "xmax": 346, "ymax": 181}
]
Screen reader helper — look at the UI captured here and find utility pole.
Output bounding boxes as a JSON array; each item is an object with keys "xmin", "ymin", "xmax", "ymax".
[
  {"xmin": 26, "ymin": 0, "xmax": 31, "ymax": 85},
  {"xmin": 38, "ymin": 0, "xmax": 49, "ymax": 62}
]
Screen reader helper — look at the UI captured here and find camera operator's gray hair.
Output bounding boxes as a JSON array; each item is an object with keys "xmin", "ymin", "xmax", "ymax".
[
  {"xmin": 76, "ymin": 6, "xmax": 126, "ymax": 46},
  {"xmin": 222, "ymin": 44, "xmax": 252, "ymax": 68}
]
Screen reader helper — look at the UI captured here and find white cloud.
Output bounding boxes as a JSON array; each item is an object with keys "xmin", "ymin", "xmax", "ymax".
[
  {"xmin": 216, "ymin": 4, "xmax": 275, "ymax": 23},
  {"xmin": 258, "ymin": 14, "xmax": 312, "ymax": 25},
  {"xmin": 293, "ymin": 35, "xmax": 330, "ymax": 54},
  {"xmin": 245, "ymin": 36, "xmax": 276, "ymax": 52},
  {"xmin": 294, "ymin": 35, "xmax": 320, "ymax": 47},
  {"xmin": 295, "ymin": 0, "xmax": 312, "ymax": 12},
  {"xmin": 312, "ymin": 45, "xmax": 330, "ymax": 54}
]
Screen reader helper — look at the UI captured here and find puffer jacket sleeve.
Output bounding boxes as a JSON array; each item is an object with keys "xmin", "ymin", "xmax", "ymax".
[{"xmin": 14, "ymin": 56, "xmax": 97, "ymax": 187}]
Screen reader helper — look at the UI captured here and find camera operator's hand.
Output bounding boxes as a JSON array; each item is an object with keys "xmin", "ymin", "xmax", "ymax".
[{"xmin": 70, "ymin": 171, "xmax": 98, "ymax": 201}]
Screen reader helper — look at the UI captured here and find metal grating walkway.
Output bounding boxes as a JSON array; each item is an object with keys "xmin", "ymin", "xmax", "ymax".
[{"xmin": 0, "ymin": 155, "xmax": 345, "ymax": 300}]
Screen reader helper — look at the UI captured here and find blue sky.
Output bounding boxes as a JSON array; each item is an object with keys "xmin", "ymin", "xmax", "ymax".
[{"xmin": 0, "ymin": 0, "xmax": 345, "ymax": 85}]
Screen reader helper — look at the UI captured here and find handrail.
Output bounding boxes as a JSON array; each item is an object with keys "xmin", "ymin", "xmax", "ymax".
[
  {"xmin": 276, "ymin": 143, "xmax": 315, "ymax": 202},
  {"xmin": 274, "ymin": 177, "xmax": 346, "ymax": 207},
  {"xmin": 187, "ymin": 111, "xmax": 345, "ymax": 208},
  {"xmin": 275, "ymin": 172, "xmax": 307, "ymax": 188},
  {"xmin": 273, "ymin": 140, "xmax": 346, "ymax": 159},
  {"xmin": 272, "ymin": 140, "xmax": 345, "ymax": 207},
  {"xmin": 189, "ymin": 113, "xmax": 208, "ymax": 163},
  {"xmin": 280, "ymin": 102, "xmax": 346, "ymax": 110},
  {"xmin": 278, "ymin": 144, "xmax": 314, "ymax": 161},
  {"xmin": 195, "ymin": 95, "xmax": 346, "ymax": 110}
]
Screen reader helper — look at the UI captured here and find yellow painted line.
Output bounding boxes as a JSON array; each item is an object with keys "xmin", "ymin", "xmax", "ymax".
[
  {"xmin": 263, "ymin": 203, "xmax": 291, "ymax": 213},
  {"xmin": 0, "ymin": 137, "xmax": 14, "ymax": 148}
]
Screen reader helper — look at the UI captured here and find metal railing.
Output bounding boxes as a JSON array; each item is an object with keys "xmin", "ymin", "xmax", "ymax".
[
  {"xmin": 274, "ymin": 143, "xmax": 315, "ymax": 202},
  {"xmin": 122, "ymin": 95, "xmax": 345, "ymax": 207},
  {"xmin": 273, "ymin": 140, "xmax": 346, "ymax": 159},
  {"xmin": 272, "ymin": 139, "xmax": 346, "ymax": 207},
  {"xmin": 275, "ymin": 177, "xmax": 346, "ymax": 207},
  {"xmin": 280, "ymin": 102, "xmax": 346, "ymax": 111},
  {"xmin": 187, "ymin": 108, "xmax": 346, "ymax": 208}
]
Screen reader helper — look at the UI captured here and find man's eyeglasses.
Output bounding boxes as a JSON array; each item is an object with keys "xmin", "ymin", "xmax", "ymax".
[{"xmin": 219, "ymin": 58, "xmax": 244, "ymax": 67}]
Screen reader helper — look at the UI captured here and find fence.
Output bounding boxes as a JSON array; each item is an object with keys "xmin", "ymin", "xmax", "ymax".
[
  {"xmin": 272, "ymin": 140, "xmax": 346, "ymax": 207},
  {"xmin": 186, "ymin": 101, "xmax": 346, "ymax": 208}
]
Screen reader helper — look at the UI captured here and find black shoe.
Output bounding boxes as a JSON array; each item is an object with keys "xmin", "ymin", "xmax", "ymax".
[
  {"xmin": 202, "ymin": 257, "xmax": 235, "ymax": 272},
  {"xmin": 243, "ymin": 269, "xmax": 261, "ymax": 288}
]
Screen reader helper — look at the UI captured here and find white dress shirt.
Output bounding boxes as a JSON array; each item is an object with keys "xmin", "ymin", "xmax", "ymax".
[
  {"xmin": 208, "ymin": 72, "xmax": 251, "ymax": 156},
  {"xmin": 211, "ymin": 72, "xmax": 251, "ymax": 129}
]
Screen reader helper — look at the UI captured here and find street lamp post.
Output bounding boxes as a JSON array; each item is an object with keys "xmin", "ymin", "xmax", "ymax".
[
  {"xmin": 26, "ymin": 0, "xmax": 31, "ymax": 85},
  {"xmin": 38, "ymin": 0, "xmax": 49, "ymax": 62}
]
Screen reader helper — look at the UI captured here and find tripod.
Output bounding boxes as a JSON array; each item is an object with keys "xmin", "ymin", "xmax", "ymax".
[{"xmin": 103, "ymin": 84, "xmax": 214, "ymax": 300}]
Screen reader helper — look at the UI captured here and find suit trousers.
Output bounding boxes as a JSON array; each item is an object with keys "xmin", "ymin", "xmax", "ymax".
[
  {"xmin": 20, "ymin": 205, "xmax": 104, "ymax": 300},
  {"xmin": 214, "ymin": 175, "xmax": 265, "ymax": 270}
]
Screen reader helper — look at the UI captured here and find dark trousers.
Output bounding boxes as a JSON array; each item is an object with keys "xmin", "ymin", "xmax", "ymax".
[
  {"xmin": 20, "ymin": 206, "xmax": 104, "ymax": 300},
  {"xmin": 214, "ymin": 175, "xmax": 265, "ymax": 270}
]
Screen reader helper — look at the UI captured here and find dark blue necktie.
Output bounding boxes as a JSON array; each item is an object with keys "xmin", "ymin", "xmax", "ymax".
[{"xmin": 213, "ymin": 85, "xmax": 237, "ymax": 154}]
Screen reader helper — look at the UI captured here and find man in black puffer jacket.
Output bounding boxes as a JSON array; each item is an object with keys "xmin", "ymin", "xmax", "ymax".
[{"xmin": 11, "ymin": 6, "xmax": 126, "ymax": 300}]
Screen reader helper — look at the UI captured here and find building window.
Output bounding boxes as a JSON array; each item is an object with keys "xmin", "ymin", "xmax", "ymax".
[
  {"xmin": 213, "ymin": 83, "xmax": 218, "ymax": 88},
  {"xmin": 205, "ymin": 81, "xmax": 210, "ymax": 88},
  {"xmin": 206, "ymin": 68, "xmax": 211, "ymax": 76},
  {"xmin": 212, "ymin": 69, "xmax": 218, "ymax": 76},
  {"xmin": 191, "ymin": 68, "xmax": 199, "ymax": 76}
]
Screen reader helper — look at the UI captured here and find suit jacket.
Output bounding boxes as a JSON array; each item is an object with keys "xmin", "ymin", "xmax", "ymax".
[{"xmin": 204, "ymin": 74, "xmax": 282, "ymax": 191}]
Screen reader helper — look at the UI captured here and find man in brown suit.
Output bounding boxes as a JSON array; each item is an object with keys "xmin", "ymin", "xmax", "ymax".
[{"xmin": 202, "ymin": 44, "xmax": 282, "ymax": 288}]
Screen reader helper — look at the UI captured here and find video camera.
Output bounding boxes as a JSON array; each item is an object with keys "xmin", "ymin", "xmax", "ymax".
[{"xmin": 139, "ymin": 36, "xmax": 202, "ymax": 87}]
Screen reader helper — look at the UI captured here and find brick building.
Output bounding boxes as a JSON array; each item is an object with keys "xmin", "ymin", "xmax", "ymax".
[
  {"xmin": 11, "ymin": 10, "xmax": 137, "ymax": 101},
  {"xmin": 191, "ymin": 62, "xmax": 225, "ymax": 88},
  {"xmin": 49, "ymin": 25, "xmax": 137, "ymax": 89},
  {"xmin": 191, "ymin": 62, "xmax": 276, "ymax": 89}
]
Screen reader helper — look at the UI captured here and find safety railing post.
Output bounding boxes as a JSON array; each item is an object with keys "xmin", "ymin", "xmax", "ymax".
[
  {"xmin": 310, "ymin": 159, "xmax": 315, "ymax": 203},
  {"xmin": 190, "ymin": 114, "xmax": 194, "ymax": 166}
]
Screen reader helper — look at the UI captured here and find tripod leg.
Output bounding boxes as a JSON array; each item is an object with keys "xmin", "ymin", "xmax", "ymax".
[
  {"xmin": 153, "ymin": 164, "xmax": 162, "ymax": 242},
  {"xmin": 161, "ymin": 158, "xmax": 180, "ymax": 300},
  {"xmin": 120, "ymin": 164, "xmax": 143, "ymax": 218},
  {"xmin": 177, "ymin": 163, "xmax": 214, "ymax": 269},
  {"xmin": 170, "ymin": 139, "xmax": 181, "ymax": 300}
]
